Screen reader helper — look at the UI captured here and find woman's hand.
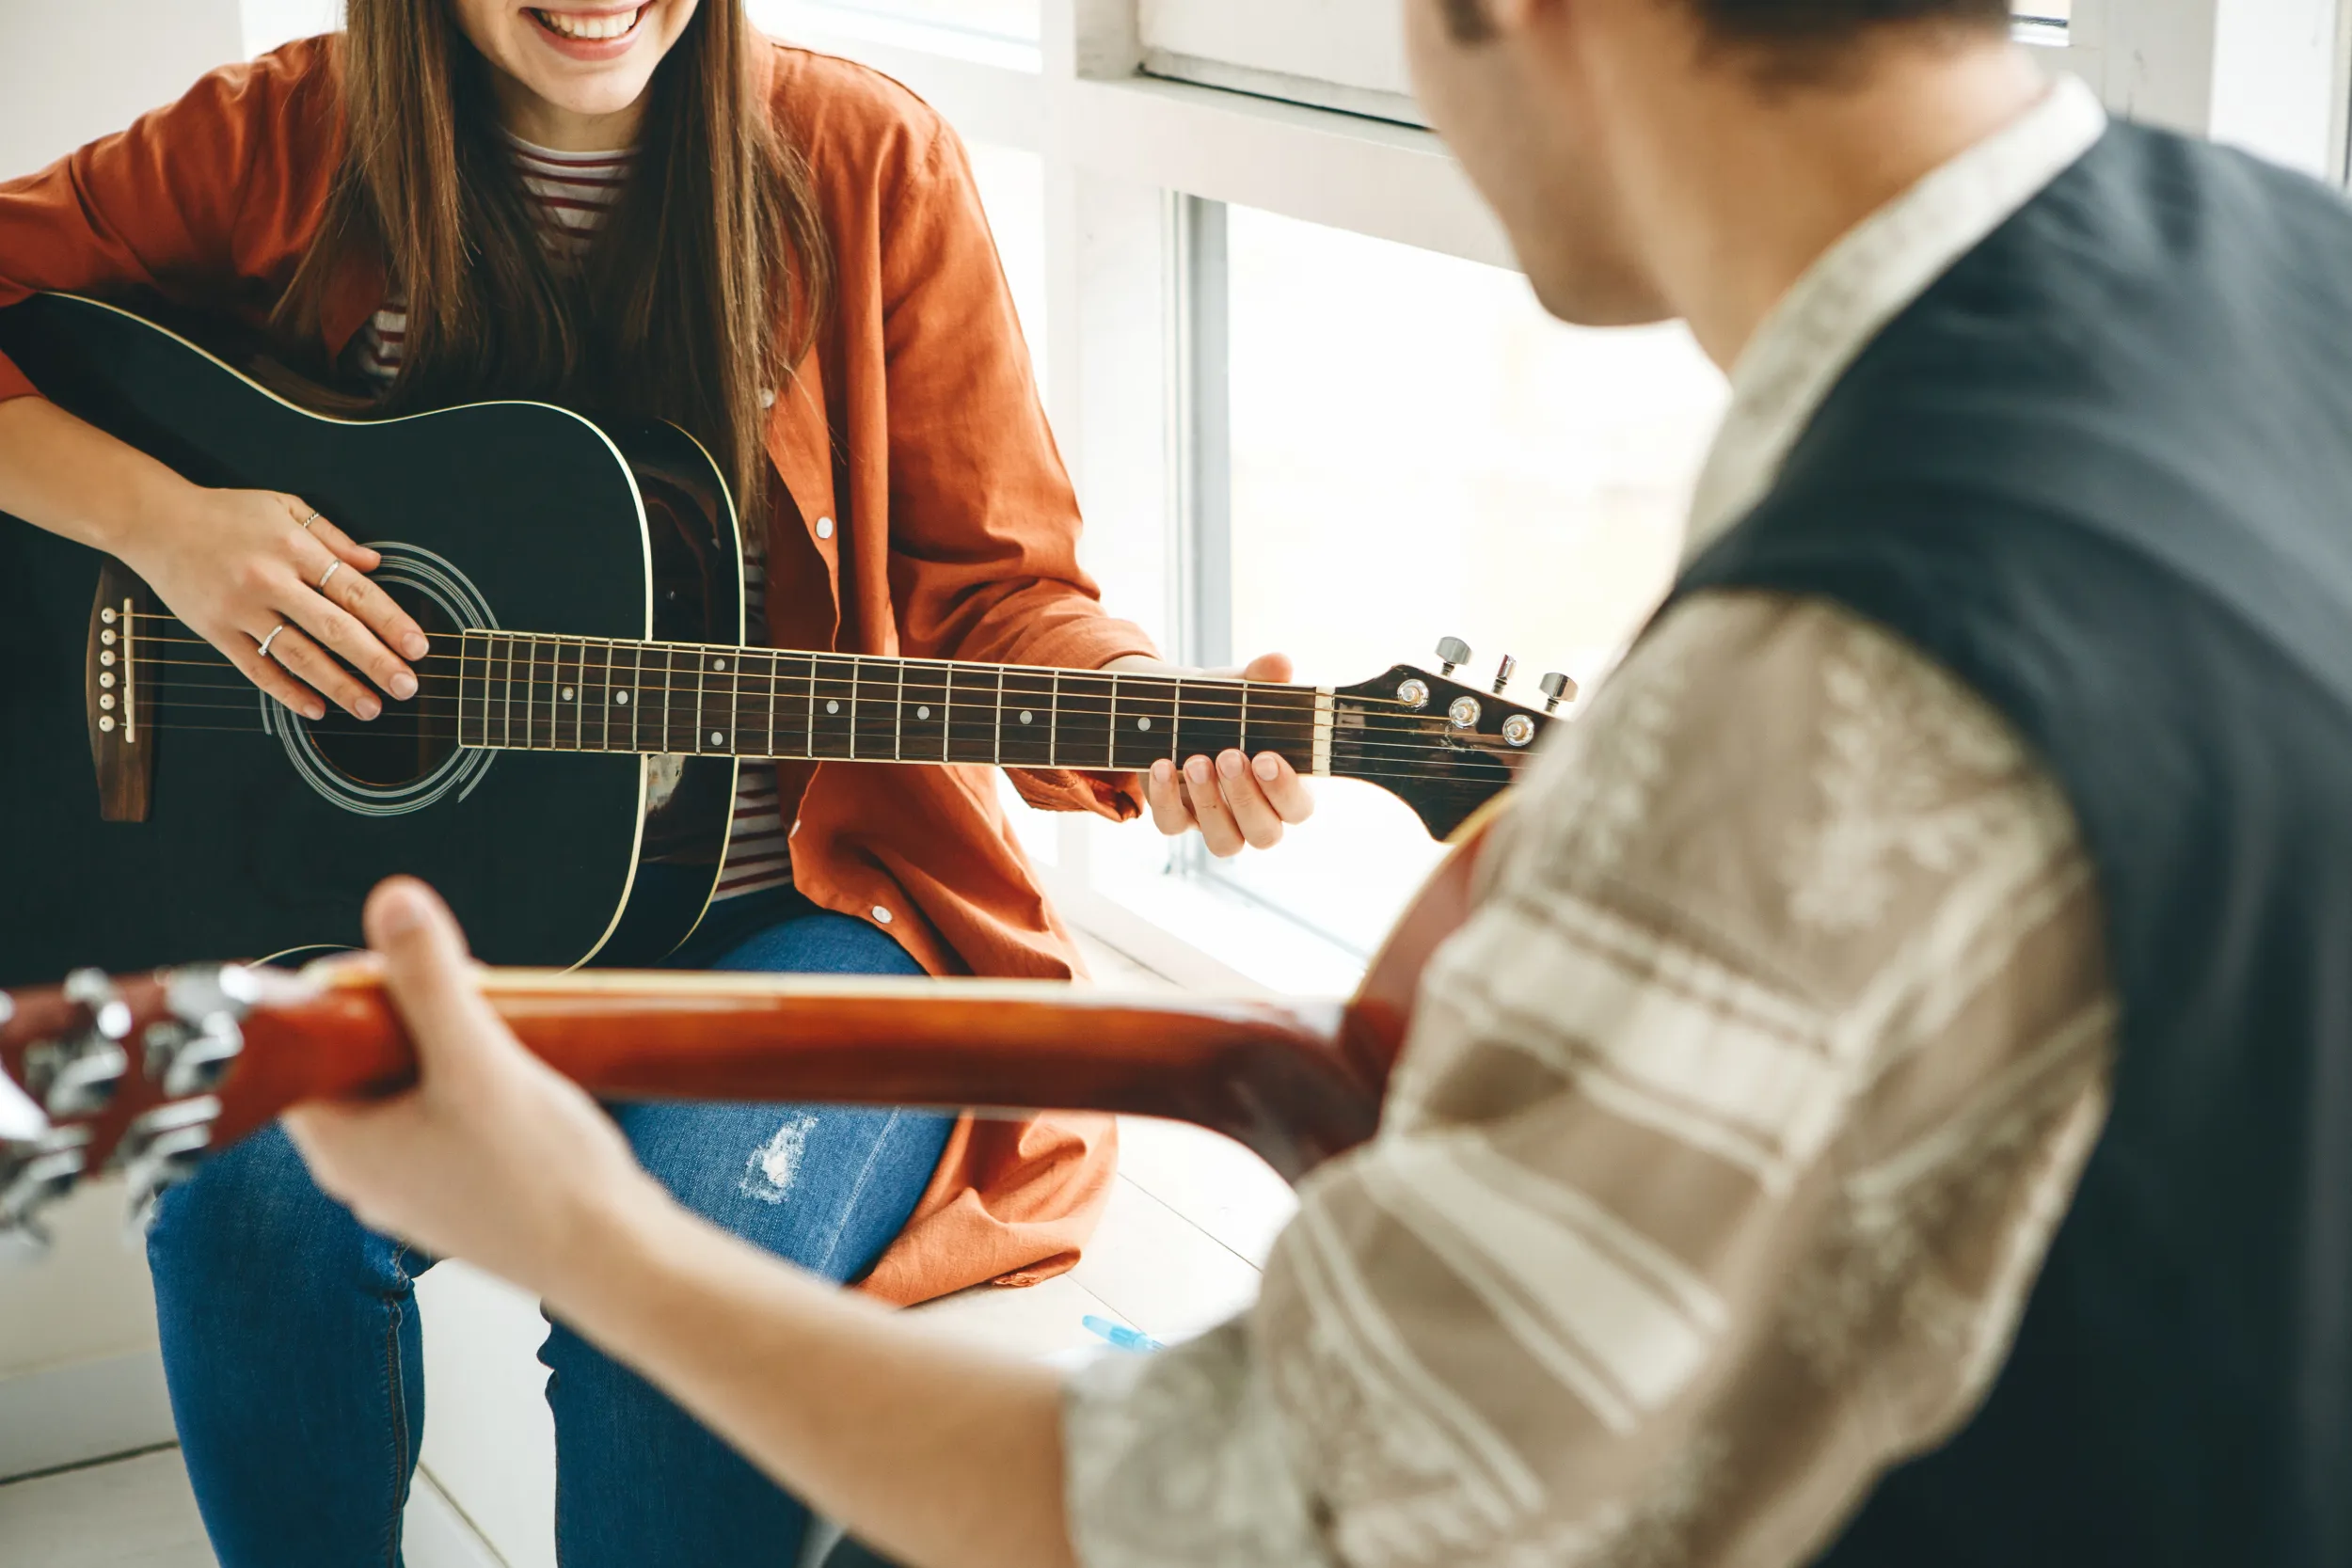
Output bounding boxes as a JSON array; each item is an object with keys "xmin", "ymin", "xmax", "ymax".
[
  {"xmin": 285, "ymin": 879, "xmax": 664, "ymax": 1297},
  {"xmin": 1104, "ymin": 651, "xmax": 1317, "ymax": 856},
  {"xmin": 123, "ymin": 486, "xmax": 431, "ymax": 721}
]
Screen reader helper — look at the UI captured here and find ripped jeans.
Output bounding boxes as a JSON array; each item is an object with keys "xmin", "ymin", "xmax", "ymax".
[{"xmin": 145, "ymin": 888, "xmax": 955, "ymax": 1568}]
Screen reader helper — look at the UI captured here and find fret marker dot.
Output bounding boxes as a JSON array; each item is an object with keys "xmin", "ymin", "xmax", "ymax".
[
  {"xmin": 710, "ymin": 730, "xmax": 723, "ymax": 745},
  {"xmin": 827, "ymin": 700, "xmax": 840, "ymax": 715},
  {"xmin": 916, "ymin": 705, "xmax": 930, "ymax": 721},
  {"xmin": 713, "ymin": 658, "xmax": 726, "ymax": 672},
  {"xmin": 1019, "ymin": 710, "xmax": 1033, "ymax": 724},
  {"xmin": 1137, "ymin": 717, "xmax": 1152, "ymax": 731},
  {"xmin": 615, "ymin": 690, "xmax": 630, "ymax": 705},
  {"xmin": 562, "ymin": 687, "xmax": 576, "ymax": 701}
]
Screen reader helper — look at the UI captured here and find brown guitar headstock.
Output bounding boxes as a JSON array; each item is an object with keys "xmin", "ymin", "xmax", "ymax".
[
  {"xmin": 1331, "ymin": 640, "xmax": 1574, "ymax": 840},
  {"xmin": 0, "ymin": 964, "xmax": 294, "ymax": 1259}
]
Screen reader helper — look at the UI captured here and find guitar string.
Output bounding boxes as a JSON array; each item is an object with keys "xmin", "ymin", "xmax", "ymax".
[
  {"xmin": 120, "ymin": 616, "xmax": 1511, "ymax": 716},
  {"xmin": 134, "ymin": 672, "xmax": 1534, "ymax": 770}
]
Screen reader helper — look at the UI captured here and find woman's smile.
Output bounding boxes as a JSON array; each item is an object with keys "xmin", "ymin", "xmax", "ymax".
[{"xmin": 525, "ymin": 4, "xmax": 652, "ymax": 59}]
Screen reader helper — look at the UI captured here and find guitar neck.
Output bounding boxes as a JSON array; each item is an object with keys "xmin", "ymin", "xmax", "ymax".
[{"xmin": 452, "ymin": 631, "xmax": 1334, "ymax": 773}]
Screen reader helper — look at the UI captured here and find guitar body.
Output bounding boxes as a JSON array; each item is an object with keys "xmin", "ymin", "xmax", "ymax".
[{"xmin": 0, "ymin": 293, "xmax": 742, "ymax": 983}]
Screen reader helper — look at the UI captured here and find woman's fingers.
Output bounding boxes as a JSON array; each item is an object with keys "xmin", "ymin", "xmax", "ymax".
[
  {"xmin": 290, "ymin": 502, "xmax": 382, "ymax": 573},
  {"xmin": 259, "ymin": 619, "xmax": 385, "ymax": 721},
  {"xmin": 319, "ymin": 559, "xmax": 431, "ymax": 665},
  {"xmin": 278, "ymin": 548, "xmax": 419, "ymax": 704},
  {"xmin": 1183, "ymin": 756, "xmax": 1248, "ymax": 857},
  {"xmin": 1145, "ymin": 759, "xmax": 1195, "ymax": 836},
  {"xmin": 1216, "ymin": 751, "xmax": 1290, "ymax": 849},
  {"xmin": 225, "ymin": 631, "xmax": 326, "ymax": 721}
]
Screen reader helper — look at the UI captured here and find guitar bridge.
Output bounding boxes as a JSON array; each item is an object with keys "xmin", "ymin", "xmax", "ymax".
[{"xmin": 86, "ymin": 560, "xmax": 153, "ymax": 823}]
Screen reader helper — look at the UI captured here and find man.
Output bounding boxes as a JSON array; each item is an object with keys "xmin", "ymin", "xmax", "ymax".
[{"xmin": 287, "ymin": 0, "xmax": 2352, "ymax": 1563}]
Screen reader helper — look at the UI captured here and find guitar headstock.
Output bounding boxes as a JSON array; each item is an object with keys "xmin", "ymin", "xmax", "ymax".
[
  {"xmin": 1330, "ymin": 640, "xmax": 1575, "ymax": 840},
  {"xmin": 0, "ymin": 964, "xmax": 326, "ymax": 1259}
]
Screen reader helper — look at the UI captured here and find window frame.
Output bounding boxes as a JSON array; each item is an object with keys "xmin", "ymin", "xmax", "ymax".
[{"xmin": 758, "ymin": 0, "xmax": 2348, "ymax": 987}]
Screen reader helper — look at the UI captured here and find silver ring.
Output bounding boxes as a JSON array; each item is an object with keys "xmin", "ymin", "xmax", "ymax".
[
  {"xmin": 317, "ymin": 561, "xmax": 342, "ymax": 592},
  {"xmin": 297, "ymin": 509, "xmax": 322, "ymax": 531},
  {"xmin": 255, "ymin": 624, "xmax": 287, "ymax": 660}
]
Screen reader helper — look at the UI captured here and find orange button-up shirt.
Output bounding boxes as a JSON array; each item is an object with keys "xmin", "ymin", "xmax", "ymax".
[{"xmin": 0, "ymin": 35, "xmax": 1158, "ymax": 1305}]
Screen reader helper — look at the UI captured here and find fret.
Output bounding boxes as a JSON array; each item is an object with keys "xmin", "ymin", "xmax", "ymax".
[
  {"xmin": 764, "ymin": 650, "xmax": 781, "ymax": 760},
  {"xmin": 1105, "ymin": 673, "xmax": 1120, "ymax": 768},
  {"xmin": 658, "ymin": 641, "xmax": 678, "ymax": 752},
  {"xmin": 948, "ymin": 664, "xmax": 1004, "ymax": 766},
  {"xmin": 496, "ymin": 633, "xmax": 513, "ymax": 751},
  {"xmin": 535, "ymin": 636, "xmax": 555, "ymax": 749},
  {"xmin": 851, "ymin": 657, "xmax": 898, "ymax": 759},
  {"xmin": 996, "ymin": 666, "xmax": 1057, "ymax": 768},
  {"xmin": 588, "ymin": 640, "xmax": 612, "ymax": 752},
  {"xmin": 625, "ymin": 641, "xmax": 644, "ymax": 752},
  {"xmin": 1237, "ymin": 685, "xmax": 1321, "ymax": 773},
  {"xmin": 1171, "ymin": 676, "xmax": 1246, "ymax": 768},
  {"xmin": 457, "ymin": 631, "xmax": 481, "ymax": 749},
  {"xmin": 1054, "ymin": 671, "xmax": 1115, "ymax": 770},
  {"xmin": 1110, "ymin": 675, "xmax": 1180, "ymax": 770},
  {"xmin": 895, "ymin": 661, "xmax": 907, "ymax": 761},
  {"xmin": 899, "ymin": 660, "xmax": 950, "ymax": 764},
  {"xmin": 706, "ymin": 649, "xmax": 736, "ymax": 754},
  {"xmin": 554, "ymin": 639, "xmax": 580, "ymax": 751},
  {"xmin": 811, "ymin": 654, "xmax": 857, "ymax": 760}
]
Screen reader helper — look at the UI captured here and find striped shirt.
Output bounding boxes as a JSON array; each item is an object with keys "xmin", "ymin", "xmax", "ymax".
[{"xmin": 355, "ymin": 135, "xmax": 795, "ymax": 902}]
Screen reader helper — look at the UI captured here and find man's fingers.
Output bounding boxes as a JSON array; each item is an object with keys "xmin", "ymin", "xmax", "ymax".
[
  {"xmin": 365, "ymin": 878, "xmax": 501, "ymax": 1079},
  {"xmin": 1144, "ymin": 759, "xmax": 1196, "ymax": 837}
]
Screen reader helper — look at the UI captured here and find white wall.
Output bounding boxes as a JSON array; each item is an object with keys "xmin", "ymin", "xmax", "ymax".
[
  {"xmin": 0, "ymin": 0, "xmax": 246, "ymax": 181},
  {"xmin": 0, "ymin": 0, "xmax": 253, "ymax": 1479}
]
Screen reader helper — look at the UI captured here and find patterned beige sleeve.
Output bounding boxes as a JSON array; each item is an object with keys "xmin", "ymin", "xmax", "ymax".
[{"xmin": 1063, "ymin": 592, "xmax": 2116, "ymax": 1568}]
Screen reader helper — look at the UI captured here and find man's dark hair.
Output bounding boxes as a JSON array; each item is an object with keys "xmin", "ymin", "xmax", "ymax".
[{"xmin": 1438, "ymin": 0, "xmax": 2012, "ymax": 45}]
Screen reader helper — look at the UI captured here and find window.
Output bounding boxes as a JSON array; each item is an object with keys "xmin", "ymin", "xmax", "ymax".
[
  {"xmin": 1140, "ymin": 0, "xmax": 1420, "ymax": 126},
  {"xmin": 1190, "ymin": 204, "xmax": 1724, "ymax": 956},
  {"xmin": 792, "ymin": 0, "xmax": 1042, "ymax": 46}
]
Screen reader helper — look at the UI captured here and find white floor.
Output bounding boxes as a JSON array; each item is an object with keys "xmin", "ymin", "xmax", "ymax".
[
  {"xmin": 0, "ymin": 1448, "xmax": 501, "ymax": 1568},
  {"xmin": 0, "ymin": 928, "xmax": 1300, "ymax": 1568}
]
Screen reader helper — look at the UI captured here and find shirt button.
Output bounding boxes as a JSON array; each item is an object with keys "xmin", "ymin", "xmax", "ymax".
[
  {"xmin": 758, "ymin": 388, "xmax": 776, "ymax": 408},
  {"xmin": 871, "ymin": 905, "xmax": 893, "ymax": 925},
  {"xmin": 816, "ymin": 516, "xmax": 834, "ymax": 541}
]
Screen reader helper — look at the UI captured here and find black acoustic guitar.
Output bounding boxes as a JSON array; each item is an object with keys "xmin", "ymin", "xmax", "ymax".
[{"xmin": 0, "ymin": 293, "xmax": 1570, "ymax": 983}]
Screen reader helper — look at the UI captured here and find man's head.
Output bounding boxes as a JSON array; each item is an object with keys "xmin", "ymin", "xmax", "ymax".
[{"xmin": 1406, "ymin": 0, "xmax": 2020, "ymax": 335}]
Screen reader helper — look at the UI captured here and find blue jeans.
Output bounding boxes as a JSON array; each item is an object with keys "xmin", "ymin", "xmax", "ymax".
[{"xmin": 146, "ymin": 891, "xmax": 954, "ymax": 1568}]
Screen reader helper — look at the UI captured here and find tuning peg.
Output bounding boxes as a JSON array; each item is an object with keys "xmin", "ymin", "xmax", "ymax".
[
  {"xmin": 0, "ymin": 1126, "xmax": 92, "ymax": 1266},
  {"xmin": 1436, "ymin": 637, "xmax": 1470, "ymax": 675},
  {"xmin": 1539, "ymin": 672, "xmax": 1577, "ymax": 713},
  {"xmin": 1491, "ymin": 655, "xmax": 1518, "ymax": 695},
  {"xmin": 25, "ymin": 970, "xmax": 131, "ymax": 1119},
  {"xmin": 145, "ymin": 966, "xmax": 259, "ymax": 1100},
  {"xmin": 119, "ymin": 1098, "xmax": 221, "ymax": 1240}
]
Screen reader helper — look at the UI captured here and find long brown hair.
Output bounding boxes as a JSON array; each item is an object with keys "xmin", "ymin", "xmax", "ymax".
[{"xmin": 275, "ymin": 0, "xmax": 829, "ymax": 507}]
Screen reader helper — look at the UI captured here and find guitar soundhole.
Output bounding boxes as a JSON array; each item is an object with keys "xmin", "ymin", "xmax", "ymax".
[
  {"xmin": 262, "ymin": 541, "xmax": 499, "ymax": 817},
  {"xmin": 305, "ymin": 585, "xmax": 459, "ymax": 789}
]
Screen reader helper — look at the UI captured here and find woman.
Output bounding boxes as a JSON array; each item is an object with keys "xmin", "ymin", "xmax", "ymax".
[{"xmin": 0, "ymin": 3, "xmax": 1311, "ymax": 1562}]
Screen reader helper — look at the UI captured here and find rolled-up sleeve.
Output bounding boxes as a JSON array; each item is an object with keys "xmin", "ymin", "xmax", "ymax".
[
  {"xmin": 0, "ymin": 43, "xmax": 335, "ymax": 404},
  {"xmin": 1059, "ymin": 592, "xmax": 2116, "ymax": 1566}
]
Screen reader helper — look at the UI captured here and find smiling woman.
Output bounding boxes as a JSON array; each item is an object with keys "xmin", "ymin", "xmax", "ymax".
[{"xmin": 0, "ymin": 0, "xmax": 1219, "ymax": 1562}]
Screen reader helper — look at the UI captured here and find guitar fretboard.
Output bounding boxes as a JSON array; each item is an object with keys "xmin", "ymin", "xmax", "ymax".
[{"xmin": 453, "ymin": 631, "xmax": 1334, "ymax": 773}]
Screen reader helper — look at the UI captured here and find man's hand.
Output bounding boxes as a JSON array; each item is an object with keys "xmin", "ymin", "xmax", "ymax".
[
  {"xmin": 283, "ymin": 878, "xmax": 666, "ymax": 1297},
  {"xmin": 1104, "ymin": 651, "xmax": 1317, "ymax": 855}
]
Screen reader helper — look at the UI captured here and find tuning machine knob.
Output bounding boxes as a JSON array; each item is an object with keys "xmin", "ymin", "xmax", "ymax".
[
  {"xmin": 24, "ymin": 969, "xmax": 132, "ymax": 1120},
  {"xmin": 144, "ymin": 966, "xmax": 259, "ymax": 1100},
  {"xmin": 1491, "ymin": 654, "xmax": 1518, "ymax": 695},
  {"xmin": 1436, "ymin": 637, "xmax": 1470, "ymax": 676},
  {"xmin": 0, "ymin": 1126, "xmax": 93, "ymax": 1265},
  {"xmin": 1539, "ymin": 672, "xmax": 1578, "ymax": 714},
  {"xmin": 119, "ymin": 1097, "xmax": 222, "ymax": 1239}
]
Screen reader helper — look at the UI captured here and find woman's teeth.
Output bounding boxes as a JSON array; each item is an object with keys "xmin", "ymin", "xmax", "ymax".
[{"xmin": 532, "ymin": 7, "xmax": 644, "ymax": 41}]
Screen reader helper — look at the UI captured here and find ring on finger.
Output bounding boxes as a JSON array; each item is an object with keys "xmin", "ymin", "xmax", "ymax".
[
  {"xmin": 318, "ymin": 561, "xmax": 343, "ymax": 591},
  {"xmin": 255, "ymin": 624, "xmax": 288, "ymax": 660},
  {"xmin": 297, "ymin": 509, "xmax": 322, "ymax": 531}
]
